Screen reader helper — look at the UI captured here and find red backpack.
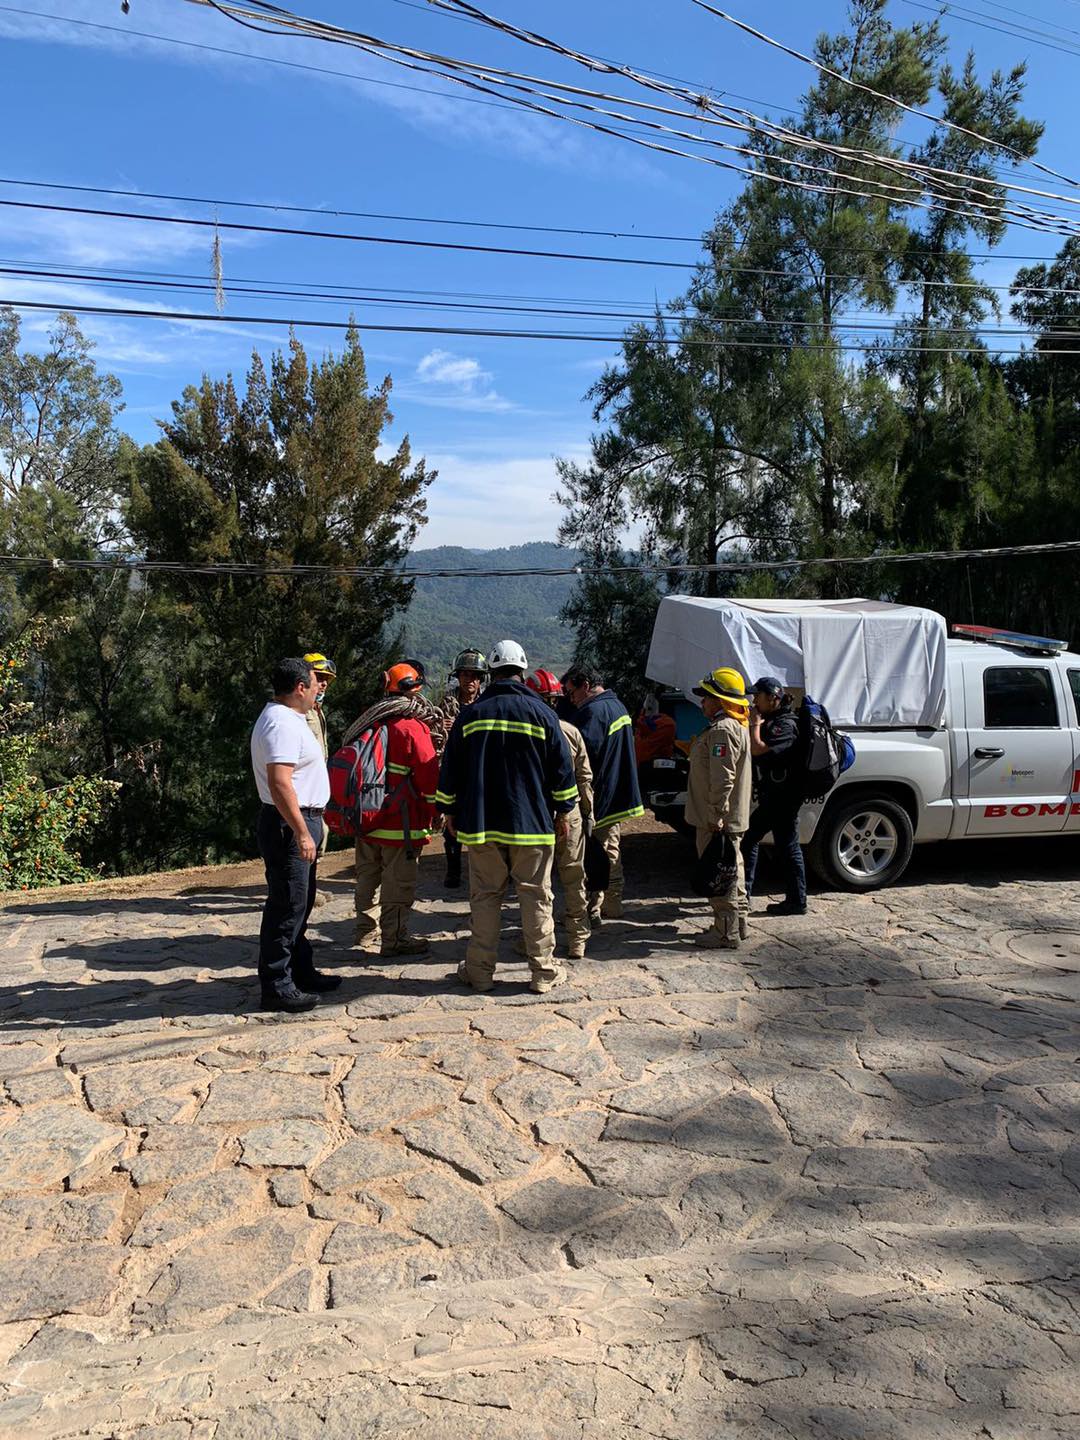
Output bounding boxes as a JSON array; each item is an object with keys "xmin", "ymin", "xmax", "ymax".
[{"xmin": 325, "ymin": 725, "xmax": 390, "ymax": 838}]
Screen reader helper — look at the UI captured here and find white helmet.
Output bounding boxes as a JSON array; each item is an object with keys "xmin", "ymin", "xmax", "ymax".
[{"xmin": 488, "ymin": 639, "xmax": 528, "ymax": 672}]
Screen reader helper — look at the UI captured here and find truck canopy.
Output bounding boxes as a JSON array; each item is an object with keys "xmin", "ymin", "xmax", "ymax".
[{"xmin": 646, "ymin": 596, "xmax": 948, "ymax": 728}]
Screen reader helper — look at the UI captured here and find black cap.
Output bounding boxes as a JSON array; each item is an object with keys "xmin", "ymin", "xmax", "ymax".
[{"xmin": 753, "ymin": 676, "xmax": 785, "ymax": 697}]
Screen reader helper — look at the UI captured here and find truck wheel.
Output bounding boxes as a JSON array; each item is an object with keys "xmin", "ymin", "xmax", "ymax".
[{"xmin": 807, "ymin": 795, "xmax": 914, "ymax": 891}]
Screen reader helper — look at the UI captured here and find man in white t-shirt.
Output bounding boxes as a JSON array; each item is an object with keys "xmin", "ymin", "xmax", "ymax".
[{"xmin": 250, "ymin": 657, "xmax": 334, "ymax": 1011}]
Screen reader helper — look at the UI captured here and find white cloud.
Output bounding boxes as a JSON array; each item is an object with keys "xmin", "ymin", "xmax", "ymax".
[
  {"xmin": 407, "ymin": 347, "xmax": 514, "ymax": 413},
  {"xmin": 417, "ymin": 349, "xmax": 488, "ymax": 388},
  {"xmin": 0, "ymin": 1, "xmax": 667, "ymax": 183},
  {"xmin": 417, "ymin": 447, "xmax": 590, "ymax": 548}
]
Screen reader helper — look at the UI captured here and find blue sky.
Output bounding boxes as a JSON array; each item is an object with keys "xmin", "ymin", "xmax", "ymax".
[{"xmin": 2, "ymin": 0, "xmax": 1077, "ymax": 547}]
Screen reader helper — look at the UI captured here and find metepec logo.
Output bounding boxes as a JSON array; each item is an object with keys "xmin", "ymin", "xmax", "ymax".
[{"xmin": 983, "ymin": 768, "xmax": 1080, "ymax": 818}]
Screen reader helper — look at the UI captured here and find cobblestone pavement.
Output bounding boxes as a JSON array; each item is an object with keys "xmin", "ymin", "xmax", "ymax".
[{"xmin": 0, "ymin": 824, "xmax": 1078, "ymax": 1439}]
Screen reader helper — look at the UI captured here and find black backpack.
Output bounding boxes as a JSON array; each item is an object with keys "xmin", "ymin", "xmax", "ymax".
[{"xmin": 796, "ymin": 695, "xmax": 855, "ymax": 803}]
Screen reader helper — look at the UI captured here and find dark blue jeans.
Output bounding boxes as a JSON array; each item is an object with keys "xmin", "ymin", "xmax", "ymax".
[
  {"xmin": 256, "ymin": 804, "xmax": 323, "ymax": 993},
  {"xmin": 742, "ymin": 795, "xmax": 806, "ymax": 908}
]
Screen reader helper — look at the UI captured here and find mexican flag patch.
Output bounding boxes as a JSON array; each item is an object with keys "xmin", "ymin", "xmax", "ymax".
[{"xmin": 712, "ymin": 743, "xmax": 728, "ymax": 758}]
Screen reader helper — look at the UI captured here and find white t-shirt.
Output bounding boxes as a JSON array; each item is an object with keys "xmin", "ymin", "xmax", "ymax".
[{"xmin": 250, "ymin": 702, "xmax": 330, "ymax": 808}]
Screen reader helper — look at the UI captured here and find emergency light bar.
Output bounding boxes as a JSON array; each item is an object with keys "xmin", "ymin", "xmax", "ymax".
[{"xmin": 952, "ymin": 623, "xmax": 1067, "ymax": 655}]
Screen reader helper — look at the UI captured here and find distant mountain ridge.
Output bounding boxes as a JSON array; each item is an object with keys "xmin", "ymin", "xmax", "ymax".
[{"xmin": 402, "ymin": 541, "xmax": 582, "ymax": 678}]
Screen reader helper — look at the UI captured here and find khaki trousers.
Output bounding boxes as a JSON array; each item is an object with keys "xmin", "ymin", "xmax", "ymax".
[
  {"xmin": 465, "ymin": 842, "xmax": 558, "ymax": 985},
  {"xmin": 354, "ymin": 839, "xmax": 419, "ymax": 945},
  {"xmin": 589, "ymin": 822, "xmax": 624, "ymax": 916},
  {"xmin": 555, "ymin": 808, "xmax": 590, "ymax": 953},
  {"xmin": 695, "ymin": 826, "xmax": 748, "ymax": 922}
]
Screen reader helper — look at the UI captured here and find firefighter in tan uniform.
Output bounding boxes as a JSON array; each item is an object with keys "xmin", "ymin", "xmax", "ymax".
[
  {"xmin": 685, "ymin": 666, "xmax": 752, "ymax": 949},
  {"xmin": 527, "ymin": 669, "xmax": 593, "ymax": 961}
]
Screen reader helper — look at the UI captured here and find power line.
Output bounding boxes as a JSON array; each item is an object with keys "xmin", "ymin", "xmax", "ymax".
[
  {"xmin": 12, "ymin": 264, "xmax": 1080, "ymax": 333},
  {"xmin": 688, "ymin": 1, "xmax": 1080, "ymax": 189},
  {"xmin": 7, "ymin": 536, "xmax": 1080, "ymax": 582},
  {"xmin": 6, "ymin": 2, "xmax": 1053, "ymax": 196},
  {"xmin": 0, "ymin": 197, "xmax": 695, "ymax": 270},
  {"xmin": 171, "ymin": 0, "xmax": 1080, "ymax": 242},
  {"xmin": 0, "ymin": 176, "xmax": 699, "ymax": 247},
  {"xmin": 9, "ymin": 296, "xmax": 1080, "ymax": 355}
]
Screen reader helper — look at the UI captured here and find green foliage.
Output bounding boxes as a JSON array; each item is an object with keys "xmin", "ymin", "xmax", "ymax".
[
  {"xmin": 1, "ymin": 309, "xmax": 431, "ymax": 876},
  {"xmin": 0, "ymin": 626, "xmax": 118, "ymax": 890}
]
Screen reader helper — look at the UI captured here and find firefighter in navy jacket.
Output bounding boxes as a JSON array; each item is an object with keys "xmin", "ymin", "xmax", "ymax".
[
  {"xmin": 436, "ymin": 640, "xmax": 578, "ymax": 994},
  {"xmin": 561, "ymin": 665, "xmax": 644, "ymax": 919}
]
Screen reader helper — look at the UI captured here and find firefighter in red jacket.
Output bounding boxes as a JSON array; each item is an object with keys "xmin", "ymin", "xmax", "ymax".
[{"xmin": 352, "ymin": 663, "xmax": 440, "ymax": 957}]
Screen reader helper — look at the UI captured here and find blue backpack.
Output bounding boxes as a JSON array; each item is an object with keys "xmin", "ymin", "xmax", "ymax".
[{"xmin": 797, "ymin": 696, "xmax": 855, "ymax": 803}]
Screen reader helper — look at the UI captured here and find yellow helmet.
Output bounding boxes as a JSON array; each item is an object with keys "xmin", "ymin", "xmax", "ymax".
[
  {"xmin": 303, "ymin": 652, "xmax": 337, "ymax": 682},
  {"xmin": 692, "ymin": 665, "xmax": 749, "ymax": 705}
]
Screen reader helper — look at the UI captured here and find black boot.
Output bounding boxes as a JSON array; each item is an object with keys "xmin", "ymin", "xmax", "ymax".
[
  {"xmin": 444, "ymin": 858, "xmax": 462, "ymax": 888},
  {"xmin": 292, "ymin": 969, "xmax": 342, "ymax": 993},
  {"xmin": 259, "ymin": 984, "xmax": 318, "ymax": 1013}
]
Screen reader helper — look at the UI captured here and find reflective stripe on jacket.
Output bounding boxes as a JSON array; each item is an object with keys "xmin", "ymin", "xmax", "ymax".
[
  {"xmin": 366, "ymin": 716, "xmax": 439, "ymax": 848},
  {"xmin": 436, "ymin": 680, "xmax": 577, "ymax": 846},
  {"xmin": 570, "ymin": 689, "xmax": 644, "ymax": 830}
]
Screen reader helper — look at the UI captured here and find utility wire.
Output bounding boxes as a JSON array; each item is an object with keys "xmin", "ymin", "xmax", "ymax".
[
  {"xmin": 0, "ymin": 176, "xmax": 699, "ymax": 247},
  {"xmin": 12, "ymin": 264, "xmax": 1080, "ymax": 333},
  {"xmin": 171, "ymin": 0, "xmax": 1078, "ymax": 236},
  {"xmin": 10, "ymin": 296, "xmax": 1080, "ymax": 354},
  {"xmin": 0, "ymin": 197, "xmax": 695, "ymax": 270},
  {"xmin": 7, "ymin": 537, "xmax": 1080, "ymax": 581},
  {"xmin": 688, "ymin": 1, "xmax": 1080, "ymax": 188}
]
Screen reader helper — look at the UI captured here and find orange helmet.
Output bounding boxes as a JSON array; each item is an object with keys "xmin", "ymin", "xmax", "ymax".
[
  {"xmin": 526, "ymin": 668, "xmax": 561, "ymax": 696},
  {"xmin": 384, "ymin": 662, "xmax": 424, "ymax": 695}
]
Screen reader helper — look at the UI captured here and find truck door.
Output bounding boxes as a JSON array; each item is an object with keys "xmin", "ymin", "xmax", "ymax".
[
  {"xmin": 1063, "ymin": 666, "xmax": 1080, "ymax": 831},
  {"xmin": 961, "ymin": 662, "xmax": 1073, "ymax": 836}
]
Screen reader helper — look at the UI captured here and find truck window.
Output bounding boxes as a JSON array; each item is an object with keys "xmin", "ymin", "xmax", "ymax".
[
  {"xmin": 983, "ymin": 667, "xmax": 1058, "ymax": 728},
  {"xmin": 1069, "ymin": 670, "xmax": 1080, "ymax": 725}
]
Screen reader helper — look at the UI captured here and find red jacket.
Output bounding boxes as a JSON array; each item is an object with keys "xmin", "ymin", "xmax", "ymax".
[{"xmin": 366, "ymin": 717, "xmax": 439, "ymax": 848}]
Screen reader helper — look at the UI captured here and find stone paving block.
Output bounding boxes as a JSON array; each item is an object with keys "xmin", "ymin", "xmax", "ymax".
[
  {"xmin": 570, "ymin": 1139, "xmax": 693, "ymax": 1200},
  {"xmin": 0, "ymin": 1191, "xmax": 126, "ymax": 1246},
  {"xmin": 493, "ymin": 1069, "xmax": 578, "ymax": 1124},
  {"xmin": 402, "ymin": 1172, "xmax": 500, "ymax": 1248},
  {"xmin": 240, "ymin": 1120, "xmax": 329, "ymax": 1168},
  {"xmin": 321, "ymin": 1224, "xmax": 422, "ymax": 1263},
  {"xmin": 498, "ymin": 1177, "xmax": 625, "ymax": 1235},
  {"xmin": 122, "ymin": 1123, "xmax": 222, "ymax": 1187},
  {"xmin": 145, "ymin": 1217, "xmax": 306, "ymax": 1320},
  {"xmin": 310, "ymin": 1138, "xmax": 418, "ymax": 1193},
  {"xmin": 132, "ymin": 1170, "xmax": 267, "ymax": 1247},
  {"xmin": 4, "ymin": 1069, "xmax": 76, "ymax": 1105},
  {"xmin": 0, "ymin": 1242, "xmax": 123, "ymax": 1321},
  {"xmin": 341, "ymin": 1067, "xmax": 457, "ymax": 1133},
  {"xmin": 197, "ymin": 1069, "xmax": 328, "ymax": 1126},
  {"xmin": 673, "ymin": 1091, "xmax": 789, "ymax": 1162},
  {"xmin": 82, "ymin": 1057, "xmax": 208, "ymax": 1124},
  {"xmin": 397, "ymin": 1105, "xmax": 538, "ymax": 1184},
  {"xmin": 0, "ymin": 1102, "xmax": 126, "ymax": 1194}
]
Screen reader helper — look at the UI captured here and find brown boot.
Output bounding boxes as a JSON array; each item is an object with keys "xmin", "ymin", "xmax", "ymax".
[
  {"xmin": 718, "ymin": 914, "xmax": 740, "ymax": 951},
  {"xmin": 381, "ymin": 936, "xmax": 430, "ymax": 957}
]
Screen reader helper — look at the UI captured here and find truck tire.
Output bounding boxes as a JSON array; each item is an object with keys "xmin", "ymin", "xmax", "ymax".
[{"xmin": 807, "ymin": 794, "xmax": 914, "ymax": 891}]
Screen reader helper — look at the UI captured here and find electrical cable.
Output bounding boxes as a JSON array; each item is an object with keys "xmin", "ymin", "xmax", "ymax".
[
  {"xmin": 169, "ymin": 0, "xmax": 1080, "ymax": 240},
  {"xmin": 6, "ymin": 536, "xmax": 1080, "ymax": 582},
  {"xmin": 0, "ymin": 197, "xmax": 695, "ymax": 270},
  {"xmin": 687, "ymin": 1, "xmax": 1080, "ymax": 188},
  {"xmin": 10, "ymin": 264, "xmax": 1080, "ymax": 333},
  {"xmin": 10, "ymin": 296, "xmax": 1080, "ymax": 354}
]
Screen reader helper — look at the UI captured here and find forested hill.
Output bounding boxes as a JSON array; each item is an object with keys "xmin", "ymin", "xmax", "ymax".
[{"xmin": 401, "ymin": 542, "xmax": 582, "ymax": 679}]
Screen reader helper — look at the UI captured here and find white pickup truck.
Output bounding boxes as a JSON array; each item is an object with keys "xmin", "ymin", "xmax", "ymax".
[{"xmin": 642, "ymin": 597, "xmax": 1080, "ymax": 891}]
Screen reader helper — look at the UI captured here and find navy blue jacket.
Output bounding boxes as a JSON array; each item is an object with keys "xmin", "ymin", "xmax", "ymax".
[
  {"xmin": 570, "ymin": 689, "xmax": 644, "ymax": 830},
  {"xmin": 435, "ymin": 680, "xmax": 578, "ymax": 846}
]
